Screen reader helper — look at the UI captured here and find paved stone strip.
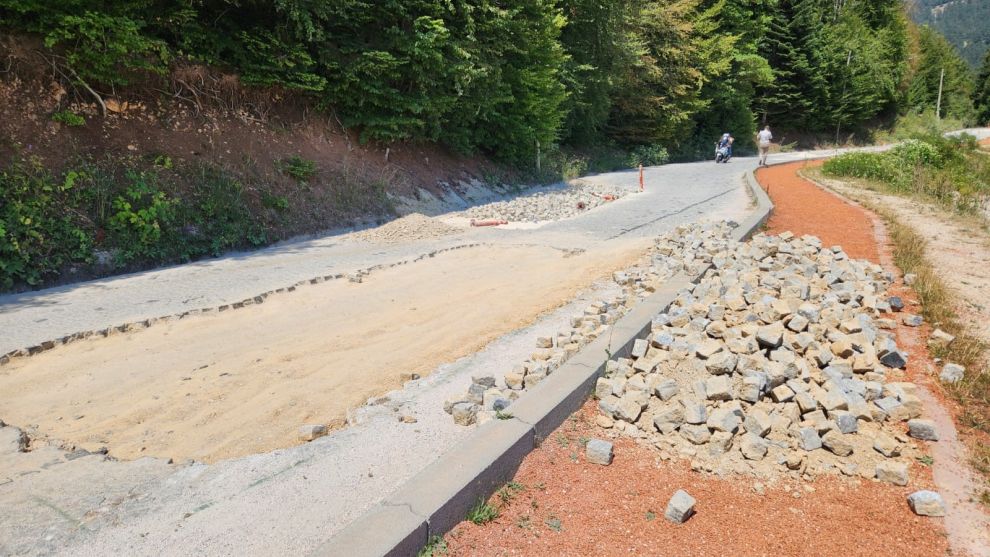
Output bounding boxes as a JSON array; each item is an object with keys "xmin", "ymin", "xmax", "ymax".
[
  {"xmin": 0, "ymin": 243, "xmax": 484, "ymax": 369},
  {"xmin": 311, "ymin": 170, "xmax": 772, "ymax": 557}
]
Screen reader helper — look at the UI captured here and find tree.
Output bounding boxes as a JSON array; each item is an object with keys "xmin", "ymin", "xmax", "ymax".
[
  {"xmin": 974, "ymin": 48, "xmax": 990, "ymax": 125},
  {"xmin": 906, "ymin": 26, "xmax": 976, "ymax": 122}
]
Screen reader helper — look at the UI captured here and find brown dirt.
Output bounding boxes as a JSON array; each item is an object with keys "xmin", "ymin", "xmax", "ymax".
[
  {"xmin": 757, "ymin": 161, "xmax": 879, "ymax": 263},
  {"xmin": 0, "ymin": 240, "xmax": 648, "ymax": 464},
  {"xmin": 445, "ymin": 404, "xmax": 946, "ymax": 557},
  {"xmin": 444, "ymin": 161, "xmax": 957, "ymax": 556}
]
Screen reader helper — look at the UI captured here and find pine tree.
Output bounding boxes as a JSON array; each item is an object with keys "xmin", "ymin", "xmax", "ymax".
[
  {"xmin": 974, "ymin": 48, "xmax": 990, "ymax": 125},
  {"xmin": 756, "ymin": 0, "xmax": 815, "ymax": 129}
]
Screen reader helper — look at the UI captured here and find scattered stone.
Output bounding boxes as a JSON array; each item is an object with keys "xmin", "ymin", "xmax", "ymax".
[
  {"xmin": 902, "ymin": 314, "xmax": 924, "ymax": 327},
  {"xmin": 939, "ymin": 363, "xmax": 965, "ymax": 384},
  {"xmin": 0, "ymin": 426, "xmax": 27, "ymax": 454},
  {"xmin": 928, "ymin": 329, "xmax": 955, "ymax": 346},
  {"xmin": 664, "ymin": 490, "xmax": 697, "ymax": 524},
  {"xmin": 298, "ymin": 424, "xmax": 327, "ymax": 442},
  {"xmin": 875, "ymin": 461, "xmax": 909, "ymax": 486},
  {"xmin": 586, "ymin": 439, "xmax": 614, "ymax": 465},
  {"xmin": 873, "ymin": 432, "xmax": 901, "ymax": 457},
  {"xmin": 740, "ymin": 434, "xmax": 769, "ymax": 461},
  {"xmin": 907, "ymin": 419, "xmax": 939, "ymax": 441},
  {"xmin": 595, "ymin": 415, "xmax": 615, "ymax": 429},
  {"xmin": 888, "ymin": 296, "xmax": 905, "ymax": 312},
  {"xmin": 452, "ymin": 402, "xmax": 479, "ymax": 426},
  {"xmin": 821, "ymin": 431, "xmax": 853, "ymax": 456},
  {"xmin": 907, "ymin": 491, "xmax": 946, "ymax": 517},
  {"xmin": 797, "ymin": 427, "xmax": 822, "ymax": 451},
  {"xmin": 879, "ymin": 350, "xmax": 908, "ymax": 369},
  {"xmin": 904, "ymin": 273, "xmax": 917, "ymax": 286}
]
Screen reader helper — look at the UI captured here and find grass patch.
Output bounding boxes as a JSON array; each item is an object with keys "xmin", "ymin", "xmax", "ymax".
[
  {"xmin": 417, "ymin": 535, "xmax": 448, "ymax": 557},
  {"xmin": 466, "ymin": 498, "xmax": 499, "ymax": 525},
  {"xmin": 278, "ymin": 155, "xmax": 318, "ymax": 183},
  {"xmin": 51, "ymin": 109, "xmax": 85, "ymax": 127}
]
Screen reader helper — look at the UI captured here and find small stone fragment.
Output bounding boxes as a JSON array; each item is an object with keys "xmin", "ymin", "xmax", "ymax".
[
  {"xmin": 939, "ymin": 363, "xmax": 965, "ymax": 384},
  {"xmin": 821, "ymin": 431, "xmax": 853, "ymax": 456},
  {"xmin": 907, "ymin": 491, "xmax": 946, "ymax": 517},
  {"xmin": 452, "ymin": 402, "xmax": 479, "ymax": 426},
  {"xmin": 664, "ymin": 490, "xmax": 697, "ymax": 524},
  {"xmin": 902, "ymin": 314, "xmax": 924, "ymax": 327},
  {"xmin": 798, "ymin": 427, "xmax": 822, "ymax": 451},
  {"xmin": 876, "ymin": 461, "xmax": 909, "ymax": 486},
  {"xmin": 740, "ymin": 434, "xmax": 769, "ymax": 461},
  {"xmin": 907, "ymin": 419, "xmax": 939, "ymax": 441},
  {"xmin": 873, "ymin": 432, "xmax": 901, "ymax": 457},
  {"xmin": 298, "ymin": 424, "xmax": 327, "ymax": 441},
  {"xmin": 586, "ymin": 439, "xmax": 614, "ymax": 465}
]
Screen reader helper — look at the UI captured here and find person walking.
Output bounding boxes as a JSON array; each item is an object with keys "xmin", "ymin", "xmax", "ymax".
[{"xmin": 757, "ymin": 125, "xmax": 773, "ymax": 166}]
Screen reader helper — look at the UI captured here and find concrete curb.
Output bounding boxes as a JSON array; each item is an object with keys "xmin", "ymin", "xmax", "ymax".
[{"xmin": 312, "ymin": 168, "xmax": 775, "ymax": 557}]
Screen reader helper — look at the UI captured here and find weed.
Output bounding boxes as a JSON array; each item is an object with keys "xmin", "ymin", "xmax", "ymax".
[
  {"xmin": 545, "ymin": 516, "xmax": 562, "ymax": 532},
  {"xmin": 51, "ymin": 109, "xmax": 85, "ymax": 127},
  {"xmin": 516, "ymin": 515, "xmax": 532, "ymax": 530},
  {"xmin": 466, "ymin": 498, "xmax": 499, "ymax": 525},
  {"xmin": 417, "ymin": 535, "xmax": 448, "ymax": 557},
  {"xmin": 278, "ymin": 155, "xmax": 317, "ymax": 182},
  {"xmin": 555, "ymin": 433, "xmax": 569, "ymax": 448},
  {"xmin": 495, "ymin": 410, "xmax": 514, "ymax": 420},
  {"xmin": 645, "ymin": 510, "xmax": 656, "ymax": 521},
  {"xmin": 577, "ymin": 436, "xmax": 590, "ymax": 446},
  {"xmin": 497, "ymin": 481, "xmax": 525, "ymax": 504},
  {"xmin": 917, "ymin": 455, "xmax": 935, "ymax": 467}
]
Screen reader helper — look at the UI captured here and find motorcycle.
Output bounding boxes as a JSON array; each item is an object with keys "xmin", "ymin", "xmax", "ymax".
[{"xmin": 714, "ymin": 142, "xmax": 731, "ymax": 163}]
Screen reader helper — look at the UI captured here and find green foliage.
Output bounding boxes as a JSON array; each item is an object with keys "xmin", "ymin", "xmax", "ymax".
[
  {"xmin": 975, "ymin": 49, "xmax": 990, "ymax": 125},
  {"xmin": 906, "ymin": 26, "xmax": 975, "ymax": 123},
  {"xmin": 910, "ymin": 0, "xmax": 990, "ymax": 68},
  {"xmin": 627, "ymin": 145, "xmax": 670, "ymax": 168},
  {"xmin": 278, "ymin": 156, "xmax": 317, "ymax": 183},
  {"xmin": 890, "ymin": 139, "xmax": 944, "ymax": 169},
  {"xmin": 466, "ymin": 498, "xmax": 499, "ymax": 525},
  {"xmin": 416, "ymin": 536, "xmax": 448, "ymax": 557},
  {"xmin": 824, "ymin": 132, "xmax": 990, "ymax": 212},
  {"xmin": 0, "ymin": 161, "xmax": 92, "ymax": 288},
  {"xmin": 822, "ymin": 152, "xmax": 902, "ymax": 183},
  {"xmin": 106, "ymin": 171, "xmax": 178, "ymax": 264},
  {"xmin": 51, "ymin": 109, "xmax": 85, "ymax": 127}
]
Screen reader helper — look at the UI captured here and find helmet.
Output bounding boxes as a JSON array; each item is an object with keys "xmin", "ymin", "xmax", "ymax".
[{"xmin": 722, "ymin": 133, "xmax": 730, "ymax": 139}]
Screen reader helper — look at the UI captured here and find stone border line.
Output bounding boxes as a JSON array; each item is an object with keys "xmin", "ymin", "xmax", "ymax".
[
  {"xmin": 314, "ymin": 168, "xmax": 774, "ymax": 557},
  {"xmin": 0, "ymin": 243, "xmax": 484, "ymax": 367}
]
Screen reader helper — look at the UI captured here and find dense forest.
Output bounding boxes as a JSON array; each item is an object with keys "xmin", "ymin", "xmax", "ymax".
[
  {"xmin": 0, "ymin": 0, "xmax": 980, "ymax": 165},
  {"xmin": 1, "ymin": 0, "xmax": 988, "ymax": 291},
  {"xmin": 908, "ymin": 0, "xmax": 990, "ymax": 68}
]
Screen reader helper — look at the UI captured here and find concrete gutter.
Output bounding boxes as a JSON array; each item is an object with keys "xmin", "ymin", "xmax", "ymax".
[{"xmin": 313, "ymin": 168, "xmax": 774, "ymax": 557}]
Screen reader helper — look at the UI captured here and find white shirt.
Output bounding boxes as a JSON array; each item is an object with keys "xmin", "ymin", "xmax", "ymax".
[{"xmin": 758, "ymin": 130, "xmax": 773, "ymax": 145}]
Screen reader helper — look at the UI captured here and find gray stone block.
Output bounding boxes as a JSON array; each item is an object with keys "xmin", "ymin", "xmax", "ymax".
[
  {"xmin": 664, "ymin": 490, "xmax": 697, "ymax": 524},
  {"xmin": 907, "ymin": 491, "xmax": 946, "ymax": 517},
  {"xmin": 585, "ymin": 439, "xmax": 614, "ymax": 466}
]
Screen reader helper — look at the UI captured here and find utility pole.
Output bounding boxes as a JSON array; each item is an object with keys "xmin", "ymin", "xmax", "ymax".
[
  {"xmin": 935, "ymin": 68, "xmax": 945, "ymax": 120},
  {"xmin": 535, "ymin": 140, "xmax": 541, "ymax": 173}
]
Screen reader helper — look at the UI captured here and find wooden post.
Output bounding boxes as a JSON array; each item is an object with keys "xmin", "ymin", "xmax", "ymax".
[
  {"xmin": 936, "ymin": 68, "xmax": 945, "ymax": 120},
  {"xmin": 536, "ymin": 140, "xmax": 541, "ymax": 173},
  {"xmin": 639, "ymin": 164, "xmax": 644, "ymax": 192}
]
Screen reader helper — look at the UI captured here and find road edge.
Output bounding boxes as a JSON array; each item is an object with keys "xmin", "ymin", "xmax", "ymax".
[{"xmin": 312, "ymin": 167, "xmax": 774, "ymax": 557}]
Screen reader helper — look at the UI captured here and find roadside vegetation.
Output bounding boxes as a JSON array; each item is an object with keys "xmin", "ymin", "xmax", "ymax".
[{"xmin": 822, "ymin": 132, "xmax": 990, "ymax": 214}]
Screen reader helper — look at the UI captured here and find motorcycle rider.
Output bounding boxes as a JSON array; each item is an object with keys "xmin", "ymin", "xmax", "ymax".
[{"xmin": 716, "ymin": 133, "xmax": 734, "ymax": 161}]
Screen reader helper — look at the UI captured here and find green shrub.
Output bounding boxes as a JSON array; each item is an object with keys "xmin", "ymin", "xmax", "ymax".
[
  {"xmin": 278, "ymin": 156, "xmax": 317, "ymax": 183},
  {"xmin": 106, "ymin": 171, "xmax": 179, "ymax": 264},
  {"xmin": 51, "ymin": 109, "xmax": 85, "ymax": 127},
  {"xmin": 627, "ymin": 144, "xmax": 670, "ymax": 168},
  {"xmin": 822, "ymin": 152, "xmax": 903, "ymax": 185},
  {"xmin": 0, "ymin": 160, "xmax": 93, "ymax": 288},
  {"xmin": 891, "ymin": 139, "xmax": 943, "ymax": 168}
]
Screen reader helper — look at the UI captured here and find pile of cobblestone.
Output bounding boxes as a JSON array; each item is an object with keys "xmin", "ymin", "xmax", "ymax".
[
  {"xmin": 596, "ymin": 231, "xmax": 938, "ymax": 483},
  {"xmin": 459, "ymin": 182, "xmax": 629, "ymax": 224}
]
